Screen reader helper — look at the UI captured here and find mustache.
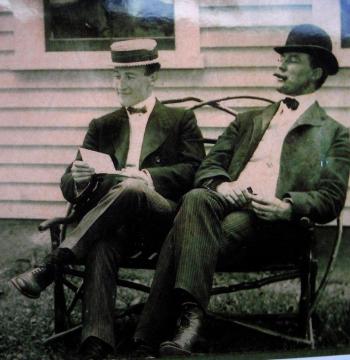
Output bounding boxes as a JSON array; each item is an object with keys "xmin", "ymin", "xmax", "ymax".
[{"xmin": 273, "ymin": 73, "xmax": 287, "ymax": 80}]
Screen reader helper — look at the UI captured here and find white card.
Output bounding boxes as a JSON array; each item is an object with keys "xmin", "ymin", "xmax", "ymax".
[{"xmin": 79, "ymin": 148, "xmax": 117, "ymax": 174}]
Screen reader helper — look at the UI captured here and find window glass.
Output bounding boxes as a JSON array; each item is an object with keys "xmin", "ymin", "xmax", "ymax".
[
  {"xmin": 341, "ymin": 0, "xmax": 350, "ymax": 48},
  {"xmin": 45, "ymin": 0, "xmax": 175, "ymax": 51}
]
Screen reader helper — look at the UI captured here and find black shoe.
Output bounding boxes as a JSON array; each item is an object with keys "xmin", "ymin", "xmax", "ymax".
[
  {"xmin": 79, "ymin": 337, "xmax": 110, "ymax": 360},
  {"xmin": 132, "ymin": 338, "xmax": 156, "ymax": 359},
  {"xmin": 10, "ymin": 265, "xmax": 54, "ymax": 299},
  {"xmin": 160, "ymin": 302, "xmax": 203, "ymax": 357}
]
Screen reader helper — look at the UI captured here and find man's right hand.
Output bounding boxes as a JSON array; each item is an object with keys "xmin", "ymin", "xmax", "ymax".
[
  {"xmin": 71, "ymin": 160, "xmax": 95, "ymax": 186},
  {"xmin": 216, "ymin": 181, "xmax": 251, "ymax": 208}
]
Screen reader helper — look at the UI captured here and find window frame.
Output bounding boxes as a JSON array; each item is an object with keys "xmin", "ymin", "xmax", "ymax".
[
  {"xmin": 43, "ymin": 0, "xmax": 176, "ymax": 52},
  {"xmin": 340, "ymin": 0, "xmax": 350, "ymax": 48},
  {"xmin": 12, "ymin": 0, "xmax": 203, "ymax": 70}
]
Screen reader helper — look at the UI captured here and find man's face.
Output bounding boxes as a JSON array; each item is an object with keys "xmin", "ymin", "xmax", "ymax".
[
  {"xmin": 274, "ymin": 52, "xmax": 320, "ymax": 96},
  {"xmin": 112, "ymin": 67, "xmax": 156, "ymax": 107}
]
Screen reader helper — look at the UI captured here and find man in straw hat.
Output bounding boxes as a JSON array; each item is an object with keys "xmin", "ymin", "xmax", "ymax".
[
  {"xmin": 133, "ymin": 24, "xmax": 350, "ymax": 357},
  {"xmin": 11, "ymin": 39, "xmax": 204, "ymax": 359}
]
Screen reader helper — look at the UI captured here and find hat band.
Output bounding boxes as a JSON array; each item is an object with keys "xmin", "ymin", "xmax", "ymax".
[{"xmin": 111, "ymin": 49, "xmax": 158, "ymax": 64}]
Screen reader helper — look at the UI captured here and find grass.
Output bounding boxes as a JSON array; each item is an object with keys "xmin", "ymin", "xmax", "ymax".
[{"xmin": 0, "ymin": 220, "xmax": 350, "ymax": 359}]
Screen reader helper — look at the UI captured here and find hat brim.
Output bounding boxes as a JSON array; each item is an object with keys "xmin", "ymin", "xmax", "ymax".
[
  {"xmin": 274, "ymin": 45, "xmax": 339, "ymax": 75},
  {"xmin": 112, "ymin": 58, "xmax": 160, "ymax": 68}
]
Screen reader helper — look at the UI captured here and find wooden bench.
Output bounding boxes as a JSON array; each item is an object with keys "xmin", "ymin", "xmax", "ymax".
[{"xmin": 38, "ymin": 97, "xmax": 344, "ymax": 349}]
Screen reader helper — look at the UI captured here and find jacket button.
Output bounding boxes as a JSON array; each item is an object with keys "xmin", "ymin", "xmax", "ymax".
[{"xmin": 155, "ymin": 156, "xmax": 161, "ymax": 164}]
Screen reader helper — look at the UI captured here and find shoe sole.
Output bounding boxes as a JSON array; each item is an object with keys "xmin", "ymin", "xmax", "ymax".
[
  {"xmin": 160, "ymin": 342, "xmax": 191, "ymax": 357},
  {"xmin": 10, "ymin": 278, "xmax": 40, "ymax": 299}
]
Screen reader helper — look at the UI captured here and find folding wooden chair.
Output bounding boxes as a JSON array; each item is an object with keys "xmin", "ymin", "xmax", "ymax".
[{"xmin": 38, "ymin": 97, "xmax": 344, "ymax": 349}]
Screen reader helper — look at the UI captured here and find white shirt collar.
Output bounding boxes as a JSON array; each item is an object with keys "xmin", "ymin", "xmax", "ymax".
[
  {"xmin": 127, "ymin": 95, "xmax": 156, "ymax": 116},
  {"xmin": 293, "ymin": 92, "xmax": 317, "ymax": 116},
  {"xmin": 278, "ymin": 92, "xmax": 317, "ymax": 120}
]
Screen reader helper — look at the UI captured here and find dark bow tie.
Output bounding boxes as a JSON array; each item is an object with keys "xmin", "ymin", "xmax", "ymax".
[
  {"xmin": 282, "ymin": 97, "xmax": 299, "ymax": 110},
  {"xmin": 127, "ymin": 105, "xmax": 147, "ymax": 114}
]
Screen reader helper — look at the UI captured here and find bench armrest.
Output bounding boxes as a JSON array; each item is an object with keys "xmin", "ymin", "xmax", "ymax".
[{"xmin": 38, "ymin": 211, "xmax": 77, "ymax": 232}]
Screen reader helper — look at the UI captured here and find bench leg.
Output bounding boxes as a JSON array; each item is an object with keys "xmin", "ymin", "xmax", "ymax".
[
  {"xmin": 298, "ymin": 260, "xmax": 317, "ymax": 348},
  {"xmin": 54, "ymin": 265, "xmax": 69, "ymax": 334},
  {"xmin": 50, "ymin": 226, "xmax": 69, "ymax": 334}
]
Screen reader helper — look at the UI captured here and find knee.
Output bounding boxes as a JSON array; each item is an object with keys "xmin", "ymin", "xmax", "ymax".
[
  {"xmin": 105, "ymin": 178, "xmax": 149, "ymax": 205},
  {"xmin": 118, "ymin": 178, "xmax": 149, "ymax": 197},
  {"xmin": 221, "ymin": 217, "xmax": 234, "ymax": 241},
  {"xmin": 221, "ymin": 212, "xmax": 253, "ymax": 243},
  {"xmin": 181, "ymin": 188, "xmax": 212, "ymax": 208}
]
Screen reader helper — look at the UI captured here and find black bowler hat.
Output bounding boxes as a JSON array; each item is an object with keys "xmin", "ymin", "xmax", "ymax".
[
  {"xmin": 111, "ymin": 39, "xmax": 159, "ymax": 67},
  {"xmin": 274, "ymin": 24, "xmax": 339, "ymax": 75}
]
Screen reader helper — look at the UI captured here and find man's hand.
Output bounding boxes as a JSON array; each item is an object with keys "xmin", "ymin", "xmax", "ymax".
[
  {"xmin": 71, "ymin": 160, "xmax": 95, "ymax": 187},
  {"xmin": 216, "ymin": 181, "xmax": 251, "ymax": 208},
  {"xmin": 118, "ymin": 168, "xmax": 147, "ymax": 181},
  {"xmin": 117, "ymin": 168, "xmax": 154, "ymax": 189},
  {"xmin": 248, "ymin": 193, "xmax": 292, "ymax": 221}
]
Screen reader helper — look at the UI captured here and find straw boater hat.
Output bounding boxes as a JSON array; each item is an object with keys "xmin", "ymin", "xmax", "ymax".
[
  {"xmin": 111, "ymin": 39, "xmax": 160, "ymax": 67},
  {"xmin": 274, "ymin": 24, "xmax": 339, "ymax": 75}
]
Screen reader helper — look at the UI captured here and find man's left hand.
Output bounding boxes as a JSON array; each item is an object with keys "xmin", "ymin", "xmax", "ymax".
[
  {"xmin": 117, "ymin": 168, "xmax": 154, "ymax": 189},
  {"xmin": 248, "ymin": 194, "xmax": 292, "ymax": 222},
  {"xmin": 118, "ymin": 168, "xmax": 147, "ymax": 181}
]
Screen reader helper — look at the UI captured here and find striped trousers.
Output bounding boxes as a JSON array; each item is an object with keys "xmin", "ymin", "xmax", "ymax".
[{"xmin": 135, "ymin": 188, "xmax": 302, "ymax": 344}]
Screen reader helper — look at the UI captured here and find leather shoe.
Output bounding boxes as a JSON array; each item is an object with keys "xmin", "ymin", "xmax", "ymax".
[
  {"xmin": 79, "ymin": 337, "xmax": 110, "ymax": 360},
  {"xmin": 11, "ymin": 265, "xmax": 54, "ymax": 299},
  {"xmin": 132, "ymin": 338, "xmax": 156, "ymax": 359},
  {"xmin": 160, "ymin": 302, "xmax": 203, "ymax": 357}
]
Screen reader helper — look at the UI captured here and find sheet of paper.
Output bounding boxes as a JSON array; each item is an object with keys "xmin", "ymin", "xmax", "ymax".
[{"xmin": 79, "ymin": 147, "xmax": 117, "ymax": 174}]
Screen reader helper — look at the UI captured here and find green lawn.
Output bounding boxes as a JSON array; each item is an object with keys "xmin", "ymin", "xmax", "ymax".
[{"xmin": 0, "ymin": 220, "xmax": 349, "ymax": 359}]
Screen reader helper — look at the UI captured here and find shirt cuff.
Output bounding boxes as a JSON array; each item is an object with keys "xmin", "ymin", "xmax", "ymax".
[
  {"xmin": 141, "ymin": 169, "xmax": 155, "ymax": 190},
  {"xmin": 202, "ymin": 177, "xmax": 227, "ymax": 191},
  {"xmin": 283, "ymin": 197, "xmax": 294, "ymax": 205},
  {"xmin": 282, "ymin": 197, "xmax": 294, "ymax": 221}
]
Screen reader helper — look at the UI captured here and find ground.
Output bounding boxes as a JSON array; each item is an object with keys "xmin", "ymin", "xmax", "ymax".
[{"xmin": 0, "ymin": 219, "xmax": 350, "ymax": 360}]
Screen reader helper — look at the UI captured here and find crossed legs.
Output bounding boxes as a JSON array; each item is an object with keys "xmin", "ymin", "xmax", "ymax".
[
  {"xmin": 135, "ymin": 188, "xmax": 302, "ymax": 356},
  {"xmin": 60, "ymin": 178, "xmax": 176, "ymax": 261},
  {"xmin": 12, "ymin": 178, "xmax": 176, "ymax": 356},
  {"xmin": 135, "ymin": 188, "xmax": 256, "ymax": 346},
  {"xmin": 69, "ymin": 178, "xmax": 176, "ymax": 351}
]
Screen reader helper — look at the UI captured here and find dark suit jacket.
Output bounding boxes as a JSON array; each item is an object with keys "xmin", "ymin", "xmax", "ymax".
[
  {"xmin": 195, "ymin": 101, "xmax": 350, "ymax": 224},
  {"xmin": 61, "ymin": 100, "xmax": 205, "ymax": 203}
]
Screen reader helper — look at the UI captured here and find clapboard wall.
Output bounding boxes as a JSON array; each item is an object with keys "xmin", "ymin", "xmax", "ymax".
[{"xmin": 0, "ymin": 0, "xmax": 349, "ymax": 222}]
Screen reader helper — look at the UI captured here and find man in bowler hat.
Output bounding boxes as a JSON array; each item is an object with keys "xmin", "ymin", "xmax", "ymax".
[
  {"xmin": 11, "ymin": 39, "xmax": 204, "ymax": 359},
  {"xmin": 133, "ymin": 24, "xmax": 350, "ymax": 356}
]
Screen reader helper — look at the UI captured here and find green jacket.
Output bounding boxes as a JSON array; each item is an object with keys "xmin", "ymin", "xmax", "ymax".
[{"xmin": 195, "ymin": 101, "xmax": 350, "ymax": 224}]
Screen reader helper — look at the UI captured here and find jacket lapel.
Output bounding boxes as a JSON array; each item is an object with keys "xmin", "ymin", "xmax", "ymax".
[
  {"xmin": 245, "ymin": 102, "xmax": 280, "ymax": 162},
  {"xmin": 275, "ymin": 102, "xmax": 325, "ymax": 197},
  {"xmin": 109, "ymin": 107, "xmax": 130, "ymax": 168},
  {"xmin": 288, "ymin": 101, "xmax": 324, "ymax": 132},
  {"xmin": 228, "ymin": 102, "xmax": 279, "ymax": 178},
  {"xmin": 139, "ymin": 101, "xmax": 172, "ymax": 166}
]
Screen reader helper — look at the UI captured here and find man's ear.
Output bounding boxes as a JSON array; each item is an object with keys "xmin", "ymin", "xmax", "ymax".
[
  {"xmin": 311, "ymin": 67, "xmax": 323, "ymax": 82},
  {"xmin": 149, "ymin": 72, "xmax": 158, "ymax": 85}
]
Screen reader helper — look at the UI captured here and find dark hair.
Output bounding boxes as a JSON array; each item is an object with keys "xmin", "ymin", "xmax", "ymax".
[
  {"xmin": 308, "ymin": 52, "xmax": 328, "ymax": 89},
  {"xmin": 144, "ymin": 62, "xmax": 161, "ymax": 76}
]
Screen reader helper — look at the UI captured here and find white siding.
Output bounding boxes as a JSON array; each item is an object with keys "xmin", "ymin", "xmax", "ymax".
[{"xmin": 0, "ymin": 0, "xmax": 350, "ymax": 222}]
